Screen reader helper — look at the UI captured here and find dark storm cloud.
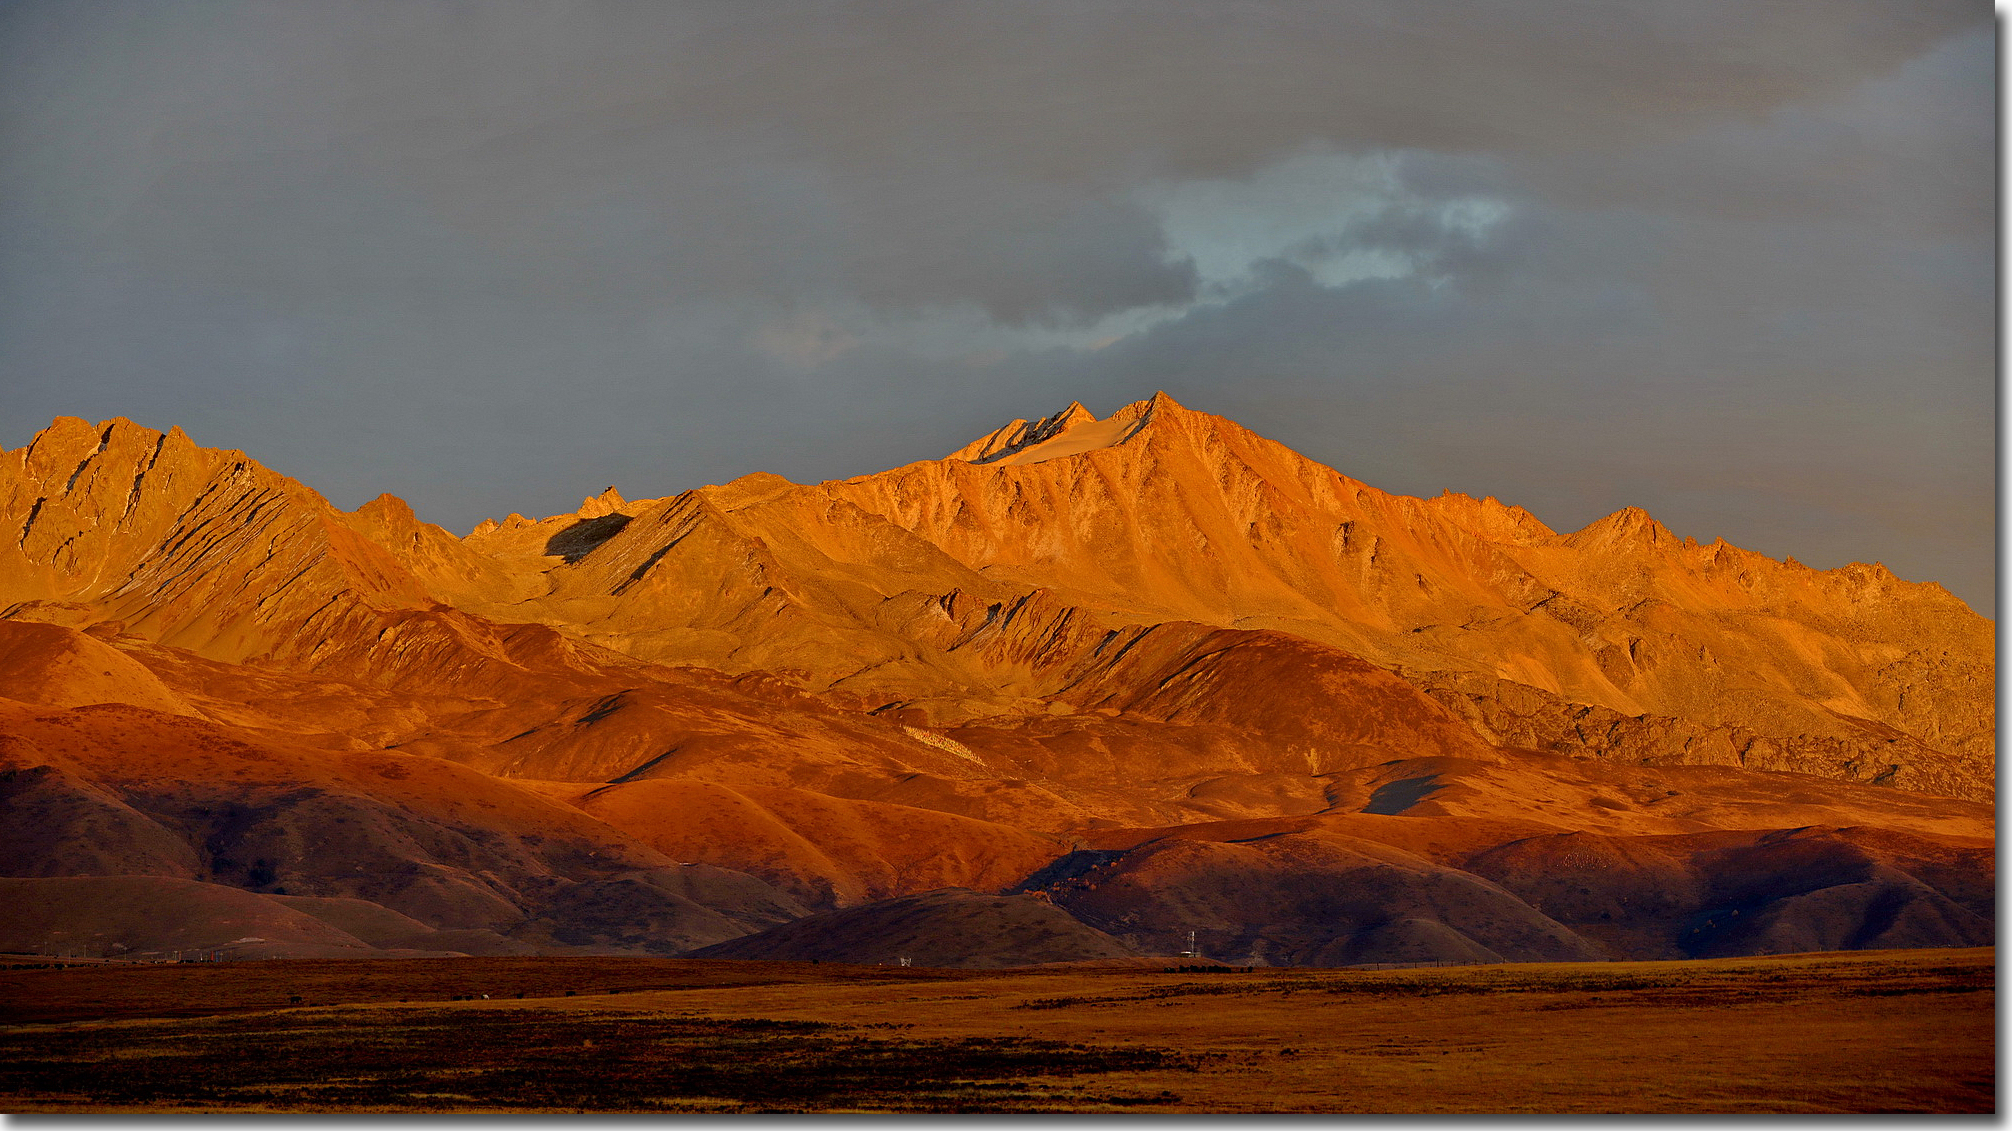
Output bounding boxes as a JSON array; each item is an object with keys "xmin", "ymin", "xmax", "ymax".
[
  {"xmin": 2, "ymin": 0, "xmax": 1979, "ymax": 319},
  {"xmin": 0, "ymin": 1, "xmax": 1993, "ymax": 609}
]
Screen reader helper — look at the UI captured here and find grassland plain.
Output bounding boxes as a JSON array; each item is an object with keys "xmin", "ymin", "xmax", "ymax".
[{"xmin": 0, "ymin": 947, "xmax": 1990, "ymax": 1114}]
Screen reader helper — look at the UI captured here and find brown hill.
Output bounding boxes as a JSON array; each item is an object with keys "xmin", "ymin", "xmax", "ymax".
[
  {"xmin": 559, "ymin": 778, "xmax": 1068, "ymax": 909},
  {"xmin": 1029, "ymin": 811, "xmax": 1991, "ymax": 966},
  {"xmin": 0, "ymin": 694, "xmax": 811, "ymax": 956},
  {"xmin": 0, "ymin": 875, "xmax": 390, "ymax": 959},
  {"xmin": 1462, "ymin": 823, "xmax": 1994, "ymax": 959},
  {"xmin": 1031, "ymin": 827, "xmax": 1609, "ymax": 966},
  {"xmin": 686, "ymin": 888, "xmax": 1141, "ymax": 968}
]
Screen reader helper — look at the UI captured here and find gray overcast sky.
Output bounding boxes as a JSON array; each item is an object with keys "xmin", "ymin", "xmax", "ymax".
[{"xmin": 0, "ymin": 1, "xmax": 1995, "ymax": 612}]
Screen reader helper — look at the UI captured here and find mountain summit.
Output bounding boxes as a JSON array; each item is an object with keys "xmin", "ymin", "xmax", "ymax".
[{"xmin": 947, "ymin": 393, "xmax": 1174, "ymax": 464}]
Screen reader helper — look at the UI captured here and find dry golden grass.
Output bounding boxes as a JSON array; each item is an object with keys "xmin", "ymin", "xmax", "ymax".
[{"xmin": 0, "ymin": 947, "xmax": 1990, "ymax": 1113}]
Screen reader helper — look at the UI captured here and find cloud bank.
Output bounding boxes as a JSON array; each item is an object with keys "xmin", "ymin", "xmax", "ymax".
[{"xmin": 0, "ymin": 0, "xmax": 1993, "ymax": 609}]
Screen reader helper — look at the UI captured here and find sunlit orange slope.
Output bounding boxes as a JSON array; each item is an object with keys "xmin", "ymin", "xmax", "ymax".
[
  {"xmin": 0, "ymin": 400, "xmax": 1991, "ymax": 965},
  {"xmin": 431, "ymin": 393, "xmax": 1991, "ymax": 800}
]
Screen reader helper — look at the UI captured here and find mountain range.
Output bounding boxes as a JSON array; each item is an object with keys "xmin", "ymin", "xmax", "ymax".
[{"xmin": 0, "ymin": 394, "xmax": 1992, "ymax": 966}]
